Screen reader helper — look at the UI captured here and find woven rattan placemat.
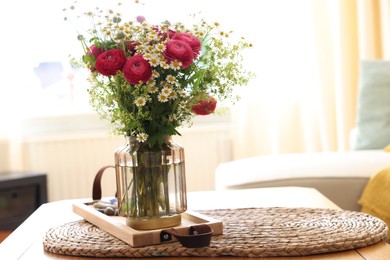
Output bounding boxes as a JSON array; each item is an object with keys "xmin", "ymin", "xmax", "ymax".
[{"xmin": 43, "ymin": 207, "xmax": 388, "ymax": 258}]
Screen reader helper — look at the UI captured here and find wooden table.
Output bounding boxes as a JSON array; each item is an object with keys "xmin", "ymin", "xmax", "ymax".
[{"xmin": 0, "ymin": 187, "xmax": 389, "ymax": 259}]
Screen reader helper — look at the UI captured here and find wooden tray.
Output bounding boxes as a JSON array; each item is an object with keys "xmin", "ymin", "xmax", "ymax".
[{"xmin": 72, "ymin": 201, "xmax": 223, "ymax": 247}]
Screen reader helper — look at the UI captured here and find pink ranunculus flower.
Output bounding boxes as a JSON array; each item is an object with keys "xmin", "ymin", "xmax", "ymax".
[
  {"xmin": 163, "ymin": 40, "xmax": 194, "ymax": 69},
  {"xmin": 192, "ymin": 96, "xmax": 217, "ymax": 115},
  {"xmin": 122, "ymin": 54, "xmax": 153, "ymax": 85},
  {"xmin": 136, "ymin": 15, "xmax": 146, "ymax": 23},
  {"xmin": 95, "ymin": 49, "xmax": 127, "ymax": 76},
  {"xmin": 172, "ymin": 32, "xmax": 201, "ymax": 58}
]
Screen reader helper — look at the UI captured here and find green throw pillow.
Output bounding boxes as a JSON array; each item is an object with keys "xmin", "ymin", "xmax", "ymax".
[{"xmin": 355, "ymin": 60, "xmax": 390, "ymax": 150}]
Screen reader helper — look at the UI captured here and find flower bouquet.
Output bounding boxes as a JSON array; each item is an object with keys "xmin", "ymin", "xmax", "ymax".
[{"xmin": 64, "ymin": 0, "xmax": 253, "ymax": 229}]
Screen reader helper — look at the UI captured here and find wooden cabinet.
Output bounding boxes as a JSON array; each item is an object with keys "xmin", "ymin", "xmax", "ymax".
[{"xmin": 0, "ymin": 172, "xmax": 47, "ymax": 231}]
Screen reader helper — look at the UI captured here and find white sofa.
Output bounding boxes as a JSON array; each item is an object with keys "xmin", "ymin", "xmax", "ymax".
[{"xmin": 215, "ymin": 150, "xmax": 390, "ymax": 211}]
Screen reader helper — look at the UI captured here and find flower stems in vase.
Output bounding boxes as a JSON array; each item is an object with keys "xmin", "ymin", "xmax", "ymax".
[
  {"xmin": 130, "ymin": 150, "xmax": 170, "ymax": 218},
  {"xmin": 115, "ymin": 136, "xmax": 186, "ymax": 230}
]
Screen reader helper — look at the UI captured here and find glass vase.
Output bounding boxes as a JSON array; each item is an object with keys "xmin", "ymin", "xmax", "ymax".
[{"xmin": 114, "ymin": 136, "xmax": 187, "ymax": 230}]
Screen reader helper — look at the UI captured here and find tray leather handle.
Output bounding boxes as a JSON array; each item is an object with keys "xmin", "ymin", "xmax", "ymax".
[
  {"xmin": 92, "ymin": 165, "xmax": 115, "ymax": 200},
  {"xmin": 161, "ymin": 224, "xmax": 213, "ymax": 248}
]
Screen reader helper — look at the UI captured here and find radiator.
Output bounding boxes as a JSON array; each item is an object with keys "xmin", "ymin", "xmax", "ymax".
[
  {"xmin": 0, "ymin": 139, "xmax": 10, "ymax": 170},
  {"xmin": 21, "ymin": 125, "xmax": 232, "ymax": 202}
]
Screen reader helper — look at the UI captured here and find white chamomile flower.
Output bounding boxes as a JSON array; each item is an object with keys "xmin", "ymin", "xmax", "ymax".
[
  {"xmin": 161, "ymin": 87, "xmax": 172, "ymax": 96},
  {"xmin": 147, "ymin": 32, "xmax": 158, "ymax": 41},
  {"xmin": 152, "ymin": 71, "xmax": 160, "ymax": 78},
  {"xmin": 149, "ymin": 56, "xmax": 160, "ymax": 67},
  {"xmin": 143, "ymin": 53, "xmax": 152, "ymax": 60},
  {"xmin": 178, "ymin": 90, "xmax": 187, "ymax": 97},
  {"xmin": 196, "ymin": 30, "xmax": 205, "ymax": 38},
  {"xmin": 134, "ymin": 97, "xmax": 147, "ymax": 107},
  {"xmin": 179, "ymin": 101, "xmax": 187, "ymax": 108},
  {"xmin": 158, "ymin": 93, "xmax": 169, "ymax": 102},
  {"xmin": 135, "ymin": 44, "xmax": 144, "ymax": 52},
  {"xmin": 159, "ymin": 24, "xmax": 168, "ymax": 31},
  {"xmin": 146, "ymin": 78, "xmax": 155, "ymax": 86},
  {"xmin": 166, "ymin": 75, "xmax": 176, "ymax": 84},
  {"xmin": 136, "ymin": 133, "xmax": 148, "ymax": 142},
  {"xmin": 148, "ymin": 85, "xmax": 158, "ymax": 93},
  {"xmin": 152, "ymin": 48, "xmax": 162, "ymax": 56},
  {"xmin": 161, "ymin": 81, "xmax": 169, "ymax": 88},
  {"xmin": 168, "ymin": 114, "xmax": 177, "ymax": 121},
  {"xmin": 160, "ymin": 61, "xmax": 170, "ymax": 69},
  {"xmin": 171, "ymin": 60, "xmax": 182, "ymax": 70},
  {"xmin": 155, "ymin": 43, "xmax": 165, "ymax": 52},
  {"xmin": 139, "ymin": 38, "xmax": 149, "ymax": 45},
  {"xmin": 169, "ymin": 91, "xmax": 178, "ymax": 100}
]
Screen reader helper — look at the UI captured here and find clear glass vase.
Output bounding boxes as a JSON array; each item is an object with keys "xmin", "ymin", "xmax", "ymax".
[{"xmin": 114, "ymin": 136, "xmax": 187, "ymax": 230}]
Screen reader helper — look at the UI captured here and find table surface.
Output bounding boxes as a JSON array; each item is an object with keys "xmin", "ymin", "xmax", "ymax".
[{"xmin": 1, "ymin": 186, "xmax": 389, "ymax": 259}]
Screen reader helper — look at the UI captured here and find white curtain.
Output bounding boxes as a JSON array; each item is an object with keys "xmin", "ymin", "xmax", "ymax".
[{"xmin": 231, "ymin": 0, "xmax": 390, "ymax": 159}]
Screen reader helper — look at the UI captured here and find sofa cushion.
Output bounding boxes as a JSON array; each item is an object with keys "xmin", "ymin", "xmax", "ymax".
[
  {"xmin": 215, "ymin": 150, "xmax": 390, "ymax": 211},
  {"xmin": 359, "ymin": 166, "xmax": 390, "ymax": 240},
  {"xmin": 354, "ymin": 60, "xmax": 390, "ymax": 150}
]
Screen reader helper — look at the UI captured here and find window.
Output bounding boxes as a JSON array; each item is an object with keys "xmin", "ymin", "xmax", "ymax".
[{"xmin": 0, "ymin": 0, "xmax": 316, "ymax": 126}]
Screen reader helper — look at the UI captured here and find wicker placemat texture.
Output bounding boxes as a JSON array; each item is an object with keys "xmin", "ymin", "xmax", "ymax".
[{"xmin": 43, "ymin": 207, "xmax": 388, "ymax": 258}]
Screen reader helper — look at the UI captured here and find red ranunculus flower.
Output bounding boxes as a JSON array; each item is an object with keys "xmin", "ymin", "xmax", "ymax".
[
  {"xmin": 95, "ymin": 49, "xmax": 127, "ymax": 76},
  {"xmin": 163, "ymin": 40, "xmax": 194, "ymax": 69},
  {"xmin": 122, "ymin": 54, "xmax": 153, "ymax": 85},
  {"xmin": 161, "ymin": 29, "xmax": 176, "ymax": 40},
  {"xmin": 154, "ymin": 27, "xmax": 176, "ymax": 40},
  {"xmin": 85, "ymin": 45, "xmax": 104, "ymax": 72},
  {"xmin": 172, "ymin": 32, "xmax": 201, "ymax": 58},
  {"xmin": 118, "ymin": 40, "xmax": 138, "ymax": 55},
  {"xmin": 87, "ymin": 44, "xmax": 104, "ymax": 59},
  {"xmin": 192, "ymin": 96, "xmax": 217, "ymax": 115}
]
